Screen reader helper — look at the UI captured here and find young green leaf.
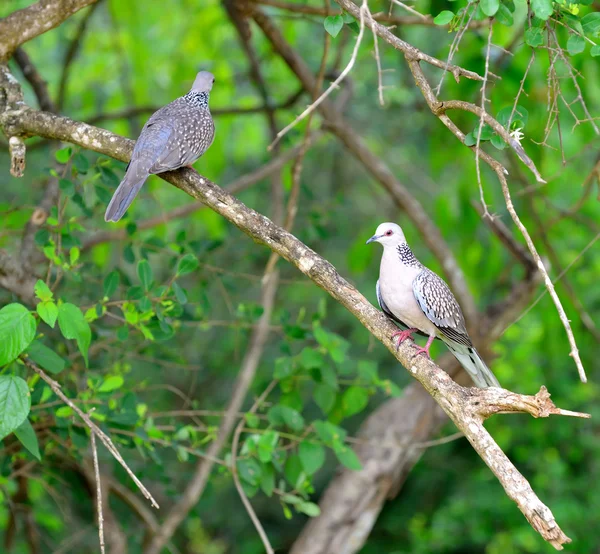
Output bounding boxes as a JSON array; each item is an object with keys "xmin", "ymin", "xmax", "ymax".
[
  {"xmin": 433, "ymin": 10, "xmax": 454, "ymax": 25},
  {"xmin": 323, "ymin": 15, "xmax": 344, "ymax": 38},
  {"xmin": 26, "ymin": 340, "xmax": 65, "ymax": 374},
  {"xmin": 58, "ymin": 303, "xmax": 91, "ymax": 366},
  {"xmin": 55, "ymin": 147, "xmax": 72, "ymax": 164},
  {"xmin": 34, "ymin": 280, "xmax": 53, "ymax": 302},
  {"xmin": 98, "ymin": 375, "xmax": 125, "ymax": 392},
  {"xmin": 299, "ymin": 441, "xmax": 326, "ymax": 475},
  {"xmin": 37, "ymin": 301, "xmax": 58, "ymax": 328},
  {"xmin": 0, "ymin": 304, "xmax": 37, "ymax": 366},
  {"xmin": 0, "ymin": 375, "xmax": 31, "ymax": 440},
  {"xmin": 591, "ymin": 45, "xmax": 600, "ymax": 57},
  {"xmin": 14, "ymin": 418, "xmax": 41, "ymax": 460}
]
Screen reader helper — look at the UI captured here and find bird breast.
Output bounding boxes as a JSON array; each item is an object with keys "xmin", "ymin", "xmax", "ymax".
[{"xmin": 379, "ymin": 253, "xmax": 437, "ymax": 335}]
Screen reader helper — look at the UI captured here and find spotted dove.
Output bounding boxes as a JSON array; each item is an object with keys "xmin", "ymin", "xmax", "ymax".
[
  {"xmin": 367, "ymin": 222, "xmax": 500, "ymax": 388},
  {"xmin": 104, "ymin": 71, "xmax": 216, "ymax": 222}
]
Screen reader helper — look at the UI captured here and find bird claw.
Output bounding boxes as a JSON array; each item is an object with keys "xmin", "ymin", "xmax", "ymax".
[
  {"xmin": 411, "ymin": 345, "xmax": 431, "ymax": 359},
  {"xmin": 391, "ymin": 328, "xmax": 417, "ymax": 352}
]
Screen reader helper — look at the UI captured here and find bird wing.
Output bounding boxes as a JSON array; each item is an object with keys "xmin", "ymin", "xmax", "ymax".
[{"xmin": 412, "ymin": 269, "xmax": 472, "ymax": 346}]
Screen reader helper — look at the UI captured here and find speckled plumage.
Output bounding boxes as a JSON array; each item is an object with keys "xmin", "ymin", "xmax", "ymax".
[
  {"xmin": 367, "ymin": 222, "xmax": 500, "ymax": 388},
  {"xmin": 104, "ymin": 71, "xmax": 216, "ymax": 222}
]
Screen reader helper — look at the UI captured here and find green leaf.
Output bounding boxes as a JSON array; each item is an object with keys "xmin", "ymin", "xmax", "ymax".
[
  {"xmin": 463, "ymin": 131, "xmax": 476, "ymax": 147},
  {"xmin": 34, "ymin": 280, "xmax": 53, "ymax": 302},
  {"xmin": 300, "ymin": 347, "xmax": 325, "ymax": 370},
  {"xmin": 73, "ymin": 153, "xmax": 90, "ymax": 174},
  {"xmin": 334, "ymin": 445, "xmax": 362, "ymax": 470},
  {"xmin": 591, "ymin": 45, "xmax": 600, "ymax": 57},
  {"xmin": 55, "ymin": 406, "xmax": 73, "ymax": 418},
  {"xmin": 103, "ymin": 270, "xmax": 120, "ymax": 298},
  {"xmin": 58, "ymin": 303, "xmax": 91, "ymax": 366},
  {"xmin": 172, "ymin": 282, "xmax": 187, "ymax": 304},
  {"xmin": 567, "ymin": 34, "xmax": 585, "ymax": 55},
  {"xmin": 323, "ymin": 15, "xmax": 344, "ymax": 37},
  {"xmin": 296, "ymin": 501, "xmax": 321, "ymax": 517},
  {"xmin": 55, "ymin": 147, "xmax": 72, "ymax": 164},
  {"xmin": 298, "ymin": 441, "xmax": 326, "ymax": 475},
  {"xmin": 581, "ymin": 13, "xmax": 600, "ymax": 35},
  {"xmin": 37, "ymin": 301, "xmax": 58, "ymax": 328},
  {"xmin": 490, "ymin": 133, "xmax": 506, "ymax": 150},
  {"xmin": 480, "ymin": 0, "xmax": 499, "ymax": 17},
  {"xmin": 531, "ymin": 0, "xmax": 553, "ymax": 20},
  {"xmin": 98, "ymin": 375, "xmax": 124, "ymax": 392},
  {"xmin": 494, "ymin": 3, "xmax": 513, "ymax": 26},
  {"xmin": 238, "ymin": 458, "xmax": 262, "ymax": 486},
  {"xmin": 59, "ymin": 178, "xmax": 75, "ymax": 196},
  {"xmin": 284, "ymin": 454, "xmax": 304, "ymax": 488},
  {"xmin": 14, "ymin": 418, "xmax": 41, "ymax": 460},
  {"xmin": 342, "ymin": 386, "xmax": 369, "ymax": 417},
  {"xmin": 177, "ymin": 254, "xmax": 199, "ymax": 276},
  {"xmin": 258, "ymin": 430, "xmax": 279, "ymax": 463},
  {"xmin": 26, "ymin": 340, "xmax": 65, "ymax": 374},
  {"xmin": 0, "ymin": 376, "xmax": 31, "ymax": 440},
  {"xmin": 313, "ymin": 420, "xmax": 346, "ymax": 446},
  {"xmin": 524, "ymin": 27, "xmax": 544, "ymax": 47},
  {"xmin": 280, "ymin": 406, "xmax": 304, "ymax": 432},
  {"xmin": 274, "ymin": 357, "xmax": 294, "ymax": 379},
  {"xmin": 433, "ymin": 10, "xmax": 454, "ymax": 25},
  {"xmin": 260, "ymin": 463, "xmax": 275, "ymax": 497},
  {"xmin": 497, "ymin": 105, "xmax": 529, "ymax": 129},
  {"xmin": 137, "ymin": 260, "xmax": 153, "ymax": 291},
  {"xmin": 0, "ymin": 304, "xmax": 37, "ymax": 366},
  {"xmin": 245, "ymin": 412, "xmax": 260, "ymax": 428},
  {"xmin": 314, "ymin": 383, "xmax": 336, "ymax": 414}
]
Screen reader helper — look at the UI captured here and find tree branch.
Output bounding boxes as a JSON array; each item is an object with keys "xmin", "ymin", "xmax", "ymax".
[
  {"xmin": 0, "ymin": 0, "xmax": 100, "ymax": 61},
  {"xmin": 2, "ymin": 102, "xmax": 591, "ymax": 548},
  {"xmin": 249, "ymin": 5, "xmax": 479, "ymax": 326}
]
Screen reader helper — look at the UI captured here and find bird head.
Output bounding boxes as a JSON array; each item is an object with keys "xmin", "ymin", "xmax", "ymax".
[
  {"xmin": 192, "ymin": 71, "xmax": 215, "ymax": 93},
  {"xmin": 366, "ymin": 222, "xmax": 407, "ymax": 248}
]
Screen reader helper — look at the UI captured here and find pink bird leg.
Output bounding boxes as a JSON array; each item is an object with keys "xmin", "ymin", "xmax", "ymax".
[
  {"xmin": 391, "ymin": 328, "xmax": 418, "ymax": 351},
  {"xmin": 412, "ymin": 334, "xmax": 435, "ymax": 359}
]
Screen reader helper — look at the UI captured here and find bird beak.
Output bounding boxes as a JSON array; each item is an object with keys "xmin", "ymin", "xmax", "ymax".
[{"xmin": 366, "ymin": 235, "xmax": 380, "ymax": 245}]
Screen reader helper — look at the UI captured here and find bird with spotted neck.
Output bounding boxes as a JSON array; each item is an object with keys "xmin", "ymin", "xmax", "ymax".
[
  {"xmin": 367, "ymin": 222, "xmax": 500, "ymax": 388},
  {"xmin": 104, "ymin": 71, "xmax": 216, "ymax": 222}
]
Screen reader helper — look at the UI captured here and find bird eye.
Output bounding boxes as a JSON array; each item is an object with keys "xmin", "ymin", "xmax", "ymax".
[{"xmin": 385, "ymin": 230, "xmax": 393, "ymax": 236}]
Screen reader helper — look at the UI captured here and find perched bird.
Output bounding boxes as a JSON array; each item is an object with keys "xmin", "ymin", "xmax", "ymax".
[
  {"xmin": 367, "ymin": 222, "xmax": 500, "ymax": 388},
  {"xmin": 104, "ymin": 71, "xmax": 216, "ymax": 222}
]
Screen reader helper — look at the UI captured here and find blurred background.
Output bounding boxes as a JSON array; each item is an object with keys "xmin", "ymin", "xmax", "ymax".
[{"xmin": 0, "ymin": 0, "xmax": 599, "ymax": 552}]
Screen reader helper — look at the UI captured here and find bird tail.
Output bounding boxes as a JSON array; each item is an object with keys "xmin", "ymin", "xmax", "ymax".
[
  {"xmin": 444, "ymin": 341, "xmax": 500, "ymax": 388},
  {"xmin": 104, "ymin": 166, "xmax": 149, "ymax": 222}
]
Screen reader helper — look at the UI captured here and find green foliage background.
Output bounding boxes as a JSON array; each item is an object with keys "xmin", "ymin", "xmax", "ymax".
[{"xmin": 0, "ymin": 0, "xmax": 599, "ymax": 552}]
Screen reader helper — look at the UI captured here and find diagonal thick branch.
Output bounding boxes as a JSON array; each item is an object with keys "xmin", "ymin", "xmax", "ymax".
[{"xmin": 0, "ymin": 100, "xmax": 590, "ymax": 549}]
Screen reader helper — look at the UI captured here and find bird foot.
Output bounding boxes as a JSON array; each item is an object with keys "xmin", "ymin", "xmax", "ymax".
[
  {"xmin": 411, "ymin": 345, "xmax": 432, "ymax": 359},
  {"xmin": 391, "ymin": 328, "xmax": 418, "ymax": 352}
]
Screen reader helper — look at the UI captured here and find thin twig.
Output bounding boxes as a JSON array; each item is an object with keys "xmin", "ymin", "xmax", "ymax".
[
  {"xmin": 230, "ymin": 381, "xmax": 278, "ymax": 554},
  {"xmin": 24, "ymin": 360, "xmax": 159, "ymax": 508},
  {"xmin": 475, "ymin": 20, "xmax": 493, "ymax": 216},
  {"xmin": 90, "ymin": 430, "xmax": 106, "ymax": 554},
  {"xmin": 269, "ymin": 0, "xmax": 366, "ymax": 149}
]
